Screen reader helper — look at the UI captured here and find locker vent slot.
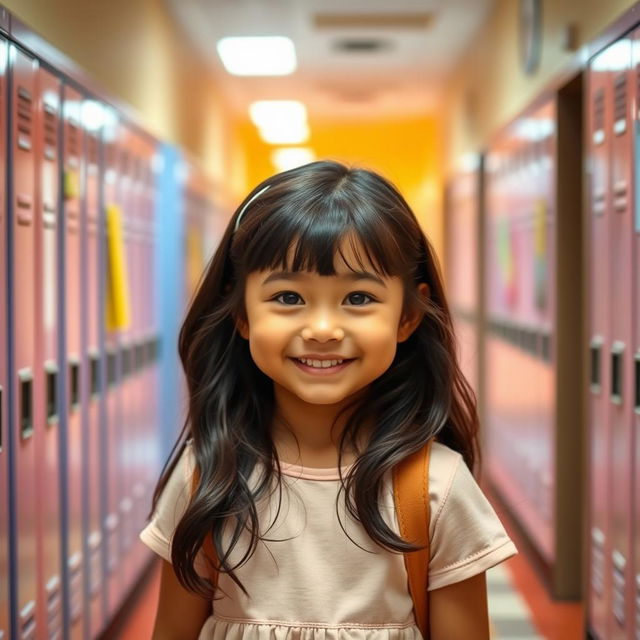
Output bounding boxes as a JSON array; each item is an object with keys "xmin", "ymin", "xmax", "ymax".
[
  {"xmin": 88, "ymin": 133, "xmax": 99, "ymax": 166},
  {"xmin": 90, "ymin": 354, "xmax": 100, "ymax": 396},
  {"xmin": 593, "ymin": 87, "xmax": 605, "ymax": 143},
  {"xmin": 613, "ymin": 74, "xmax": 627, "ymax": 134},
  {"xmin": 107, "ymin": 351, "xmax": 117, "ymax": 387},
  {"xmin": 590, "ymin": 340, "xmax": 601, "ymax": 391},
  {"xmin": 46, "ymin": 575, "xmax": 62, "ymax": 637},
  {"xmin": 17, "ymin": 85, "xmax": 33, "ymax": 151},
  {"xmin": 19, "ymin": 370, "xmax": 33, "ymax": 439},
  {"xmin": 68, "ymin": 552, "xmax": 83, "ymax": 622},
  {"xmin": 43, "ymin": 103, "xmax": 57, "ymax": 160},
  {"xmin": 69, "ymin": 360, "xmax": 80, "ymax": 409},
  {"xmin": 46, "ymin": 365, "xmax": 58, "ymax": 424},
  {"xmin": 633, "ymin": 353, "xmax": 640, "ymax": 412},
  {"xmin": 611, "ymin": 344, "xmax": 623, "ymax": 404},
  {"xmin": 19, "ymin": 600, "xmax": 36, "ymax": 640},
  {"xmin": 612, "ymin": 550, "xmax": 626, "ymax": 625},
  {"xmin": 591, "ymin": 528, "xmax": 605, "ymax": 595},
  {"xmin": 67, "ymin": 117, "xmax": 80, "ymax": 163}
]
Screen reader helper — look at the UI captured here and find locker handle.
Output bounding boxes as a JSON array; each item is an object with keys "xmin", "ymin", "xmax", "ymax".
[
  {"xmin": 611, "ymin": 342, "xmax": 624, "ymax": 405},
  {"xmin": 18, "ymin": 368, "xmax": 33, "ymax": 440},
  {"xmin": 89, "ymin": 352, "xmax": 100, "ymax": 397},
  {"xmin": 590, "ymin": 337, "xmax": 602, "ymax": 392},
  {"xmin": 44, "ymin": 362, "xmax": 59, "ymax": 425},
  {"xmin": 634, "ymin": 353, "xmax": 640, "ymax": 414},
  {"xmin": 69, "ymin": 359, "xmax": 80, "ymax": 410}
]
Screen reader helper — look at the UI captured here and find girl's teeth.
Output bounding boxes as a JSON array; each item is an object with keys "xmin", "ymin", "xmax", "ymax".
[{"xmin": 298, "ymin": 358, "xmax": 344, "ymax": 368}]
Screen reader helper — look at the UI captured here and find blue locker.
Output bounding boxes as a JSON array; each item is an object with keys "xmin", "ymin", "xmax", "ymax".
[
  {"xmin": 61, "ymin": 82, "xmax": 85, "ymax": 640},
  {"xmin": 0, "ymin": 33, "xmax": 9, "ymax": 640},
  {"xmin": 34, "ymin": 66, "xmax": 63, "ymax": 638},
  {"xmin": 8, "ymin": 43, "xmax": 39, "ymax": 640}
]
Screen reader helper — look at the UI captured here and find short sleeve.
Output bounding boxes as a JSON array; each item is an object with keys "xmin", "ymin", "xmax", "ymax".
[
  {"xmin": 428, "ymin": 446, "xmax": 517, "ymax": 591},
  {"xmin": 139, "ymin": 442, "xmax": 208, "ymax": 575}
]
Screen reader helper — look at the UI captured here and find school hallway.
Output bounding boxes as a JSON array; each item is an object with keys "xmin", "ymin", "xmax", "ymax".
[{"xmin": 1, "ymin": 0, "xmax": 638, "ymax": 638}]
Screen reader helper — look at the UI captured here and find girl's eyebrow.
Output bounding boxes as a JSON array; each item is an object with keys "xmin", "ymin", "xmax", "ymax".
[{"xmin": 261, "ymin": 270, "xmax": 387, "ymax": 287}]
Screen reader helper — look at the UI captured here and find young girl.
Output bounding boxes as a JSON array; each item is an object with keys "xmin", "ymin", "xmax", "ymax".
[{"xmin": 140, "ymin": 160, "xmax": 517, "ymax": 640}]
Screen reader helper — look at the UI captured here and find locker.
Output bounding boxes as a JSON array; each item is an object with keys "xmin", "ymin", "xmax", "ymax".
[
  {"xmin": 81, "ymin": 98, "xmax": 105, "ymax": 637},
  {"xmin": 33, "ymin": 66, "xmax": 63, "ymax": 639},
  {"xmin": 633, "ymin": 26, "xmax": 640, "ymax": 640},
  {"xmin": 9, "ymin": 43, "xmax": 40, "ymax": 640},
  {"xmin": 0, "ymin": 33, "xmax": 9, "ymax": 640},
  {"xmin": 586, "ymin": 36, "xmax": 636, "ymax": 640},
  {"xmin": 102, "ymin": 110, "xmax": 125, "ymax": 619},
  {"xmin": 61, "ymin": 82, "xmax": 85, "ymax": 640}
]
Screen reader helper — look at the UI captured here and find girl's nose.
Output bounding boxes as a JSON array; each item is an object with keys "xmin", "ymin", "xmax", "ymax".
[{"xmin": 301, "ymin": 317, "xmax": 345, "ymax": 342}]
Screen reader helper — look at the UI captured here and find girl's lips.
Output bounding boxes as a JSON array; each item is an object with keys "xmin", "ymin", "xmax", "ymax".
[{"xmin": 289, "ymin": 357, "xmax": 355, "ymax": 375}]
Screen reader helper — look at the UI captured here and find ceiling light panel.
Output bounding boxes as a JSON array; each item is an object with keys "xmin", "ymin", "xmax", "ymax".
[{"xmin": 216, "ymin": 36, "xmax": 297, "ymax": 76}]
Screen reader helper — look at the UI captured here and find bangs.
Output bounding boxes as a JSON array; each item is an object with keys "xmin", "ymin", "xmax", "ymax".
[{"xmin": 238, "ymin": 193, "xmax": 409, "ymax": 278}]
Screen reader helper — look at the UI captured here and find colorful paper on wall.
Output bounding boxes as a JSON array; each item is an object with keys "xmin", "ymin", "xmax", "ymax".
[{"xmin": 105, "ymin": 203, "xmax": 130, "ymax": 331}]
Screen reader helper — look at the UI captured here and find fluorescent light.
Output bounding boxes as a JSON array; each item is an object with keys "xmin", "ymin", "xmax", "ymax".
[
  {"xmin": 217, "ymin": 36, "xmax": 297, "ymax": 76},
  {"xmin": 249, "ymin": 100, "xmax": 310, "ymax": 144},
  {"xmin": 271, "ymin": 147, "xmax": 316, "ymax": 172}
]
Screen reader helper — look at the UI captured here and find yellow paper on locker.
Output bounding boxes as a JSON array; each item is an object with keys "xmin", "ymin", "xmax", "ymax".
[
  {"xmin": 105, "ymin": 204, "xmax": 130, "ymax": 331},
  {"xmin": 64, "ymin": 169, "xmax": 80, "ymax": 199}
]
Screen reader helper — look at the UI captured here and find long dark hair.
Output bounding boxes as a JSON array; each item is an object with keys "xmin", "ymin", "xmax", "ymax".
[{"xmin": 149, "ymin": 160, "xmax": 480, "ymax": 598}]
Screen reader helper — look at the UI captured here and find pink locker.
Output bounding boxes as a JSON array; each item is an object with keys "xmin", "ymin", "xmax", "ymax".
[
  {"xmin": 117, "ymin": 130, "xmax": 136, "ymax": 594},
  {"xmin": 606, "ymin": 39, "xmax": 635, "ymax": 640},
  {"xmin": 33, "ymin": 66, "xmax": 63, "ymax": 639},
  {"xmin": 586, "ymin": 37, "xmax": 637, "ymax": 640},
  {"xmin": 61, "ymin": 82, "xmax": 85, "ymax": 640},
  {"xmin": 0, "ymin": 34, "xmax": 9, "ymax": 640},
  {"xmin": 102, "ymin": 109, "xmax": 124, "ymax": 618},
  {"xmin": 9, "ymin": 43, "xmax": 39, "ymax": 640},
  {"xmin": 632, "ymin": 26, "xmax": 640, "ymax": 640},
  {"xmin": 587, "ymin": 45, "xmax": 613, "ymax": 640},
  {"xmin": 82, "ymin": 103, "xmax": 104, "ymax": 636}
]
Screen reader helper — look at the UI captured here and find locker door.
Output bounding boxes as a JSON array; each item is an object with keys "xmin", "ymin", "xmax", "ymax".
[
  {"xmin": 0, "ymin": 34, "xmax": 9, "ymax": 640},
  {"xmin": 34, "ymin": 66, "xmax": 63, "ymax": 639},
  {"xmin": 9, "ymin": 43, "xmax": 39, "ymax": 640},
  {"xmin": 605, "ymin": 39, "xmax": 635, "ymax": 640},
  {"xmin": 61, "ymin": 82, "xmax": 85, "ymax": 640},
  {"xmin": 632, "ymin": 27, "xmax": 640, "ymax": 640},
  {"xmin": 102, "ymin": 110, "xmax": 124, "ymax": 618},
  {"xmin": 82, "ymin": 102, "xmax": 105, "ymax": 637},
  {"xmin": 587, "ymin": 46, "xmax": 614, "ymax": 640}
]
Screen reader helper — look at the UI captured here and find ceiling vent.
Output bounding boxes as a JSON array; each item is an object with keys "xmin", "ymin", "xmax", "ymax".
[
  {"xmin": 333, "ymin": 38, "xmax": 390, "ymax": 53},
  {"xmin": 313, "ymin": 12, "xmax": 433, "ymax": 30}
]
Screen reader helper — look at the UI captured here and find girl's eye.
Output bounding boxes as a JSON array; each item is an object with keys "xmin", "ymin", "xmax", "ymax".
[
  {"xmin": 271, "ymin": 291, "xmax": 375, "ymax": 306},
  {"xmin": 274, "ymin": 292, "xmax": 303, "ymax": 305},
  {"xmin": 346, "ymin": 292, "xmax": 373, "ymax": 305}
]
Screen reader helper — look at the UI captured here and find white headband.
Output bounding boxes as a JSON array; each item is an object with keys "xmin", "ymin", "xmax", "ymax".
[{"xmin": 234, "ymin": 184, "xmax": 270, "ymax": 232}]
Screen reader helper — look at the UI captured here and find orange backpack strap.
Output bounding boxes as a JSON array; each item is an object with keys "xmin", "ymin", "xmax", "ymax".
[
  {"xmin": 392, "ymin": 440, "xmax": 432, "ymax": 639},
  {"xmin": 190, "ymin": 464, "xmax": 220, "ymax": 588}
]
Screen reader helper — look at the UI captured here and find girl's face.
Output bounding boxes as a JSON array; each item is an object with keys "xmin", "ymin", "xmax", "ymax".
[{"xmin": 237, "ymin": 237, "xmax": 425, "ymax": 409}]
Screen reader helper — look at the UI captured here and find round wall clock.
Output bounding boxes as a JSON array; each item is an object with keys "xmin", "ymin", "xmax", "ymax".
[{"xmin": 519, "ymin": 0, "xmax": 542, "ymax": 75}]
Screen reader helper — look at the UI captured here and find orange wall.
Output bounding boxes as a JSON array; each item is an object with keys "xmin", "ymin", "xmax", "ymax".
[{"xmin": 237, "ymin": 115, "xmax": 443, "ymax": 258}]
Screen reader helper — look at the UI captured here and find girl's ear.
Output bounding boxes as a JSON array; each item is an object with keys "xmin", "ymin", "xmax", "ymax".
[
  {"xmin": 397, "ymin": 282, "xmax": 430, "ymax": 343},
  {"xmin": 235, "ymin": 317, "xmax": 249, "ymax": 340}
]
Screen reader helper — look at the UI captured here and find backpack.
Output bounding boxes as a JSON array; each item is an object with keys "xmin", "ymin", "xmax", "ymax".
[{"xmin": 191, "ymin": 439, "xmax": 432, "ymax": 639}]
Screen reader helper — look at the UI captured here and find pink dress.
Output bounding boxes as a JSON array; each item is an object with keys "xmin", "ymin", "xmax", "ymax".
[{"xmin": 140, "ymin": 440, "xmax": 517, "ymax": 639}]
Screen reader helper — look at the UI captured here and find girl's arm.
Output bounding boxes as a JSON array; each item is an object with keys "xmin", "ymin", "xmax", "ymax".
[
  {"xmin": 151, "ymin": 560, "xmax": 212, "ymax": 640},
  {"xmin": 428, "ymin": 571, "xmax": 490, "ymax": 640}
]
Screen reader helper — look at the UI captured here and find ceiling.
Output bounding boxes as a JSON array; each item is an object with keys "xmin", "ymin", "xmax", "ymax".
[{"xmin": 165, "ymin": 0, "xmax": 494, "ymax": 121}]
